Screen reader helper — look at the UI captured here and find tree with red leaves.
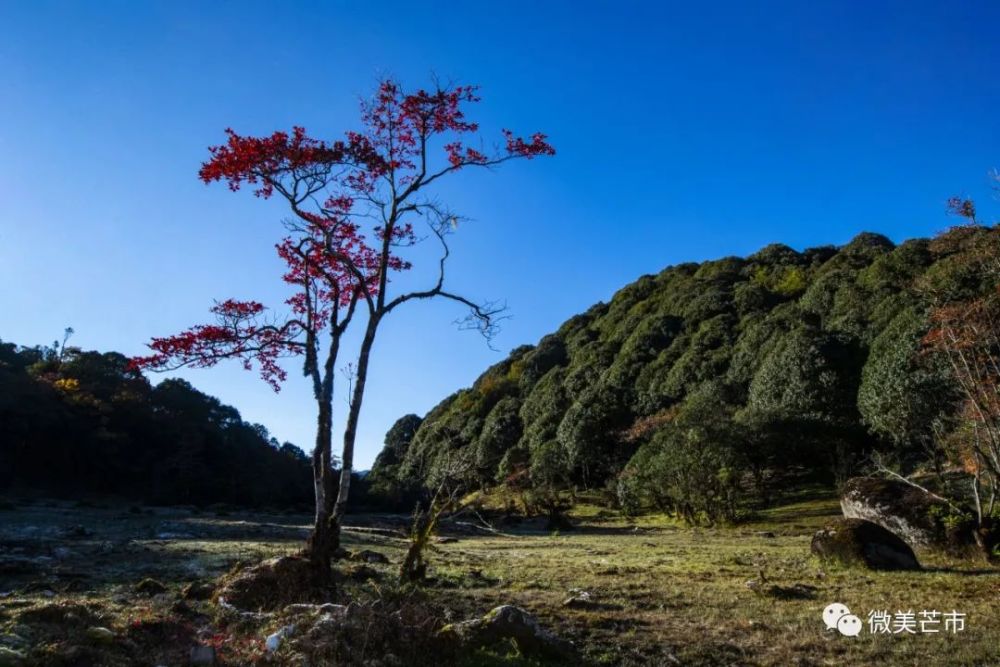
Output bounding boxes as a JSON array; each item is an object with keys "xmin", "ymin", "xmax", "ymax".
[
  {"xmin": 922, "ymin": 187, "xmax": 1000, "ymax": 549},
  {"xmin": 132, "ymin": 79, "xmax": 554, "ymax": 575}
]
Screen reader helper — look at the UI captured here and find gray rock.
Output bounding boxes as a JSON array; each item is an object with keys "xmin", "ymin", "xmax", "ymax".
[
  {"xmin": 439, "ymin": 604, "xmax": 575, "ymax": 659},
  {"xmin": 85, "ymin": 626, "xmax": 115, "ymax": 643},
  {"xmin": 265, "ymin": 624, "xmax": 295, "ymax": 653},
  {"xmin": 135, "ymin": 578, "xmax": 168, "ymax": 596},
  {"xmin": 352, "ymin": 549, "xmax": 389, "ymax": 564},
  {"xmin": 181, "ymin": 581, "xmax": 215, "ymax": 601},
  {"xmin": 840, "ymin": 476, "xmax": 975, "ymax": 552},
  {"xmin": 811, "ymin": 518, "xmax": 921, "ymax": 571},
  {"xmin": 562, "ymin": 590, "xmax": 596, "ymax": 609}
]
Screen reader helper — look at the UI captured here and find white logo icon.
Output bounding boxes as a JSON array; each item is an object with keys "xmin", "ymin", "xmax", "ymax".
[
  {"xmin": 823, "ymin": 602, "xmax": 861, "ymax": 636},
  {"xmin": 823, "ymin": 602, "xmax": 851, "ymax": 631},
  {"xmin": 837, "ymin": 614, "xmax": 863, "ymax": 637}
]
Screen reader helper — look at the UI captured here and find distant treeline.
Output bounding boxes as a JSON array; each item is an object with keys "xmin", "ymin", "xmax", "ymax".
[{"xmin": 0, "ymin": 340, "xmax": 315, "ymax": 507}]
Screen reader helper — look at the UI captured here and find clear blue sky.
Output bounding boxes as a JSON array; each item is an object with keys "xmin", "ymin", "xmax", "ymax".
[{"xmin": 1, "ymin": 1, "xmax": 997, "ymax": 467}]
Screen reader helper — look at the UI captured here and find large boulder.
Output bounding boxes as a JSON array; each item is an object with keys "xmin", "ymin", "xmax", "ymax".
[
  {"xmin": 811, "ymin": 518, "xmax": 921, "ymax": 571},
  {"xmin": 840, "ymin": 476, "xmax": 977, "ymax": 553}
]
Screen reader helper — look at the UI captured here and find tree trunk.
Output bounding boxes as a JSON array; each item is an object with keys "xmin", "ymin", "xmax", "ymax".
[
  {"xmin": 305, "ymin": 396, "xmax": 336, "ymax": 578},
  {"xmin": 333, "ymin": 322, "xmax": 378, "ymax": 526}
]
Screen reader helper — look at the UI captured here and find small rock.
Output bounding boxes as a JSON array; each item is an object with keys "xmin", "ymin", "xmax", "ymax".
[
  {"xmin": 135, "ymin": 578, "xmax": 168, "ymax": 596},
  {"xmin": 265, "ymin": 624, "xmax": 295, "ymax": 653},
  {"xmin": 435, "ymin": 537, "xmax": 458, "ymax": 544},
  {"xmin": 85, "ymin": 626, "xmax": 115, "ymax": 643},
  {"xmin": 352, "ymin": 549, "xmax": 389, "ymax": 564},
  {"xmin": 562, "ymin": 590, "xmax": 595, "ymax": 609},
  {"xmin": 310, "ymin": 609, "xmax": 349, "ymax": 635},
  {"xmin": 189, "ymin": 645, "xmax": 216, "ymax": 665},
  {"xmin": 181, "ymin": 581, "xmax": 215, "ymax": 601},
  {"xmin": 754, "ymin": 531, "xmax": 776, "ymax": 539}
]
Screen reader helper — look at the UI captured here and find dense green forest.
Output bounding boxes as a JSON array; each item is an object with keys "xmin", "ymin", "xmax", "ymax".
[
  {"xmin": 369, "ymin": 228, "xmax": 1000, "ymax": 521},
  {"xmin": 0, "ymin": 339, "xmax": 314, "ymax": 507}
]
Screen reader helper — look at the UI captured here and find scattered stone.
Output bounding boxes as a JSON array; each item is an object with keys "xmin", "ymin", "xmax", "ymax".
[
  {"xmin": 435, "ymin": 537, "xmax": 458, "ymax": 544},
  {"xmin": 85, "ymin": 626, "xmax": 115, "ymax": 643},
  {"xmin": 811, "ymin": 518, "xmax": 921, "ymax": 571},
  {"xmin": 135, "ymin": 578, "xmax": 168, "ymax": 596},
  {"xmin": 181, "ymin": 581, "xmax": 216, "ymax": 601},
  {"xmin": 265, "ymin": 624, "xmax": 296, "ymax": 653},
  {"xmin": 840, "ymin": 476, "xmax": 978, "ymax": 554},
  {"xmin": 439, "ymin": 604, "xmax": 575, "ymax": 660},
  {"xmin": 352, "ymin": 549, "xmax": 390, "ymax": 564},
  {"xmin": 189, "ymin": 644, "xmax": 216, "ymax": 665},
  {"xmin": 0, "ymin": 647, "xmax": 25, "ymax": 666}
]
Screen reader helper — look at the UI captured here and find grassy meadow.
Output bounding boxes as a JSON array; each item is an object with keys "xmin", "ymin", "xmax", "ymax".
[{"xmin": 0, "ymin": 494, "xmax": 998, "ymax": 666}]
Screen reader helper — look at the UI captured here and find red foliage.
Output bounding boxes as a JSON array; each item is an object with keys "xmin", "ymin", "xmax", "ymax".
[{"xmin": 134, "ymin": 78, "xmax": 553, "ymax": 391}]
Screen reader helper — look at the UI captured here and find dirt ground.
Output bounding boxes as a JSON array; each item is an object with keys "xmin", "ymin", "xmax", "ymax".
[{"xmin": 1, "ymin": 495, "xmax": 998, "ymax": 666}]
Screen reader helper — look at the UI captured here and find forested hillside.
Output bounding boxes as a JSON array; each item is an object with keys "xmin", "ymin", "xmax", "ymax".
[
  {"xmin": 370, "ymin": 228, "xmax": 999, "ymax": 519},
  {"xmin": 0, "ymin": 339, "xmax": 312, "ymax": 507}
]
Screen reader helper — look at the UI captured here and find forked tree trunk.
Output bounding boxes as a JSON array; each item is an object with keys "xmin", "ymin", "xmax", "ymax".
[{"xmin": 305, "ymin": 397, "xmax": 337, "ymax": 578}]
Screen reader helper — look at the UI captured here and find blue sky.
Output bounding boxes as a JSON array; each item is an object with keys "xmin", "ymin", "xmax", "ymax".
[{"xmin": 1, "ymin": 1, "xmax": 997, "ymax": 467}]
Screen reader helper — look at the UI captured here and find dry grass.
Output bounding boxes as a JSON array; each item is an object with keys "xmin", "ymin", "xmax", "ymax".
[{"xmin": 1, "ymin": 494, "xmax": 999, "ymax": 665}]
